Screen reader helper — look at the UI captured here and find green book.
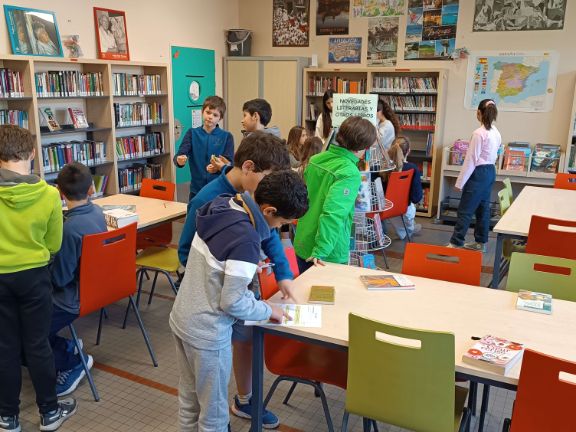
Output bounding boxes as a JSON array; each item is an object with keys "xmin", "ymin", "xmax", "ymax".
[
  {"xmin": 308, "ymin": 285, "xmax": 335, "ymax": 305},
  {"xmin": 516, "ymin": 290, "xmax": 552, "ymax": 315}
]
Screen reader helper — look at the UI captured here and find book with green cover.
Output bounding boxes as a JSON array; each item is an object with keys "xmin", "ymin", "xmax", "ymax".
[
  {"xmin": 516, "ymin": 290, "xmax": 552, "ymax": 315},
  {"xmin": 308, "ymin": 285, "xmax": 335, "ymax": 305}
]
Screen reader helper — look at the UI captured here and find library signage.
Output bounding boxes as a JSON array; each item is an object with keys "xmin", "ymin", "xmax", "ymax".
[{"xmin": 332, "ymin": 93, "xmax": 378, "ymax": 127}]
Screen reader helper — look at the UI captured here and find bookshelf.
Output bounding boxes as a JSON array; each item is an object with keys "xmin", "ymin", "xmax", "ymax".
[
  {"xmin": 303, "ymin": 68, "xmax": 447, "ymax": 217},
  {"xmin": 564, "ymin": 81, "xmax": 576, "ymax": 174},
  {"xmin": 0, "ymin": 56, "xmax": 173, "ymax": 197}
]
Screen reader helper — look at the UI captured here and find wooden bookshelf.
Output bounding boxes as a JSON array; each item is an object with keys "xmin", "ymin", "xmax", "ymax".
[{"xmin": 0, "ymin": 56, "xmax": 174, "ymax": 196}]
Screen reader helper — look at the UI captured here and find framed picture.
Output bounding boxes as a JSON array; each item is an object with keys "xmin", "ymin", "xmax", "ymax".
[
  {"xmin": 3, "ymin": 5, "xmax": 63, "ymax": 57},
  {"xmin": 273, "ymin": 0, "xmax": 310, "ymax": 47},
  {"xmin": 94, "ymin": 7, "xmax": 130, "ymax": 60}
]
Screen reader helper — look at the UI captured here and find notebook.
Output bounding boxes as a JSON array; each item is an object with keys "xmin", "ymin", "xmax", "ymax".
[{"xmin": 308, "ymin": 285, "xmax": 335, "ymax": 305}]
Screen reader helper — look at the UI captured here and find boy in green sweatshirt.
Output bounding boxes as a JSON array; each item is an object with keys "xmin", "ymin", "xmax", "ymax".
[{"xmin": 0, "ymin": 125, "xmax": 77, "ymax": 432}]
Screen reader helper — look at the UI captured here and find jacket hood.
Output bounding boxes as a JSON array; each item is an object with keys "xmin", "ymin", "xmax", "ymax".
[
  {"xmin": 263, "ymin": 126, "xmax": 281, "ymax": 138},
  {"xmin": 0, "ymin": 168, "xmax": 48, "ymax": 209}
]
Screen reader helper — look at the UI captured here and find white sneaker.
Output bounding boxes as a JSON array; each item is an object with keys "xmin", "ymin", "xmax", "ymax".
[
  {"xmin": 445, "ymin": 242, "xmax": 462, "ymax": 248},
  {"xmin": 464, "ymin": 241, "xmax": 487, "ymax": 253}
]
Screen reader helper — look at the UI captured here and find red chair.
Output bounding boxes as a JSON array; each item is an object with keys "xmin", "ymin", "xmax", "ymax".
[
  {"xmin": 553, "ymin": 173, "xmax": 576, "ymax": 190},
  {"xmin": 137, "ymin": 178, "xmax": 176, "ymax": 249},
  {"xmin": 503, "ymin": 349, "xmax": 576, "ymax": 431},
  {"xmin": 69, "ymin": 223, "xmax": 157, "ymax": 401},
  {"xmin": 259, "ymin": 246, "xmax": 299, "ymax": 300},
  {"xmin": 526, "ymin": 215, "xmax": 576, "ymax": 260},
  {"xmin": 259, "ymin": 247, "xmax": 348, "ymax": 432},
  {"xmin": 380, "ymin": 169, "xmax": 414, "ymax": 241}
]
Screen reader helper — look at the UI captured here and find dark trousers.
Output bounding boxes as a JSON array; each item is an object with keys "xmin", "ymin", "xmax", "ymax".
[
  {"xmin": 0, "ymin": 266, "xmax": 58, "ymax": 416},
  {"xmin": 450, "ymin": 164, "xmax": 496, "ymax": 246},
  {"xmin": 296, "ymin": 255, "xmax": 313, "ymax": 275},
  {"xmin": 49, "ymin": 305, "xmax": 80, "ymax": 372}
]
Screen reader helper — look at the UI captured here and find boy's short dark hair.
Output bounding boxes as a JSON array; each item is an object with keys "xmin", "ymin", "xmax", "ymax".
[
  {"xmin": 202, "ymin": 95, "xmax": 226, "ymax": 117},
  {"xmin": 242, "ymin": 99, "xmax": 272, "ymax": 126},
  {"xmin": 336, "ymin": 116, "xmax": 377, "ymax": 152},
  {"xmin": 234, "ymin": 131, "xmax": 290, "ymax": 172},
  {"xmin": 56, "ymin": 162, "xmax": 93, "ymax": 201},
  {"xmin": 255, "ymin": 170, "xmax": 308, "ymax": 220},
  {"xmin": 0, "ymin": 125, "xmax": 35, "ymax": 162}
]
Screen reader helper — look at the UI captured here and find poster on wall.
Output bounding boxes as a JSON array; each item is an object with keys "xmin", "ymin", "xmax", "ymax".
[
  {"xmin": 94, "ymin": 7, "xmax": 130, "ymax": 60},
  {"xmin": 352, "ymin": 0, "xmax": 405, "ymax": 17},
  {"xmin": 404, "ymin": 0, "xmax": 459, "ymax": 60},
  {"xmin": 473, "ymin": 0, "xmax": 567, "ymax": 32},
  {"xmin": 329, "ymin": 37, "xmax": 362, "ymax": 64},
  {"xmin": 367, "ymin": 17, "xmax": 399, "ymax": 66},
  {"xmin": 464, "ymin": 50, "xmax": 559, "ymax": 112},
  {"xmin": 316, "ymin": 0, "xmax": 349, "ymax": 35},
  {"xmin": 273, "ymin": 0, "xmax": 310, "ymax": 47}
]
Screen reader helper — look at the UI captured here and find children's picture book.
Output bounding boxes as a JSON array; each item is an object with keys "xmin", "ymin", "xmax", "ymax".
[
  {"xmin": 531, "ymin": 143, "xmax": 561, "ymax": 173},
  {"xmin": 68, "ymin": 107, "xmax": 89, "ymax": 129},
  {"xmin": 103, "ymin": 208, "xmax": 139, "ymax": 228},
  {"xmin": 462, "ymin": 335, "xmax": 524, "ymax": 375},
  {"xmin": 244, "ymin": 304, "xmax": 322, "ymax": 328},
  {"xmin": 355, "ymin": 172, "xmax": 372, "ymax": 212},
  {"xmin": 308, "ymin": 286, "xmax": 335, "ymax": 305},
  {"xmin": 374, "ymin": 177, "xmax": 385, "ymax": 210},
  {"xmin": 360, "ymin": 274, "xmax": 415, "ymax": 290},
  {"xmin": 516, "ymin": 290, "xmax": 552, "ymax": 315},
  {"xmin": 39, "ymin": 107, "xmax": 61, "ymax": 131},
  {"xmin": 360, "ymin": 253, "xmax": 377, "ymax": 269}
]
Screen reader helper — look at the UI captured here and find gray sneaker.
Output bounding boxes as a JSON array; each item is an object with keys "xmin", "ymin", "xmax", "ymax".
[
  {"xmin": 463, "ymin": 241, "xmax": 487, "ymax": 253},
  {"xmin": 39, "ymin": 398, "xmax": 77, "ymax": 431},
  {"xmin": 0, "ymin": 415, "xmax": 20, "ymax": 432}
]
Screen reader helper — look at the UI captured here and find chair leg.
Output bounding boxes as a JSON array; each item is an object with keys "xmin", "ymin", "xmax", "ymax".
[
  {"xmin": 458, "ymin": 407, "xmax": 471, "ymax": 432},
  {"xmin": 371, "ymin": 420, "xmax": 379, "ymax": 432},
  {"xmin": 124, "ymin": 269, "xmax": 144, "ymax": 329},
  {"xmin": 502, "ymin": 418, "xmax": 511, "ymax": 432},
  {"xmin": 401, "ymin": 216, "xmax": 412, "ymax": 242},
  {"xmin": 128, "ymin": 295, "xmax": 158, "ymax": 367},
  {"xmin": 69, "ymin": 324, "xmax": 99, "ymax": 401},
  {"xmin": 314, "ymin": 381, "xmax": 322, "ymax": 397},
  {"xmin": 478, "ymin": 384, "xmax": 491, "ymax": 432},
  {"xmin": 263, "ymin": 376, "xmax": 284, "ymax": 409},
  {"xmin": 143, "ymin": 269, "xmax": 150, "ymax": 280},
  {"xmin": 362, "ymin": 418, "xmax": 371, "ymax": 432},
  {"xmin": 162, "ymin": 270, "xmax": 179, "ymax": 296},
  {"xmin": 147, "ymin": 271, "xmax": 160, "ymax": 305},
  {"xmin": 282, "ymin": 381, "xmax": 298, "ymax": 405},
  {"xmin": 102, "ymin": 308, "xmax": 108, "ymax": 320},
  {"xmin": 469, "ymin": 381, "xmax": 477, "ymax": 416},
  {"xmin": 380, "ymin": 249, "xmax": 389, "ymax": 269},
  {"xmin": 96, "ymin": 308, "xmax": 105, "ymax": 346},
  {"xmin": 341, "ymin": 412, "xmax": 350, "ymax": 432},
  {"xmin": 312, "ymin": 382, "xmax": 335, "ymax": 432}
]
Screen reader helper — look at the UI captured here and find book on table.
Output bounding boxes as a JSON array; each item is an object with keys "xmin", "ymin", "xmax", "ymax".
[
  {"xmin": 360, "ymin": 274, "xmax": 415, "ymax": 290},
  {"xmin": 516, "ymin": 290, "xmax": 552, "ymax": 315},
  {"xmin": 244, "ymin": 304, "xmax": 322, "ymax": 327},
  {"xmin": 103, "ymin": 208, "xmax": 139, "ymax": 228},
  {"xmin": 308, "ymin": 285, "xmax": 335, "ymax": 305},
  {"xmin": 100, "ymin": 204, "xmax": 136, "ymax": 212},
  {"xmin": 462, "ymin": 335, "xmax": 524, "ymax": 375}
]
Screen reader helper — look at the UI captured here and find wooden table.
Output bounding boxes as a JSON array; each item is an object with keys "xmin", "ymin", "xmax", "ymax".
[
  {"xmin": 491, "ymin": 186, "xmax": 576, "ymax": 287},
  {"xmin": 250, "ymin": 263, "xmax": 576, "ymax": 430},
  {"xmin": 93, "ymin": 194, "xmax": 187, "ymax": 231}
]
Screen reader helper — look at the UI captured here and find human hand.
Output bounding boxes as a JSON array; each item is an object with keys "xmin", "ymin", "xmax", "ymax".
[
  {"xmin": 213, "ymin": 155, "xmax": 230, "ymax": 171},
  {"xmin": 176, "ymin": 155, "xmax": 188, "ymax": 166},
  {"xmin": 267, "ymin": 303, "xmax": 292, "ymax": 323},
  {"xmin": 206, "ymin": 163, "xmax": 218, "ymax": 174},
  {"xmin": 306, "ymin": 257, "xmax": 326, "ymax": 267},
  {"xmin": 277, "ymin": 279, "xmax": 296, "ymax": 301}
]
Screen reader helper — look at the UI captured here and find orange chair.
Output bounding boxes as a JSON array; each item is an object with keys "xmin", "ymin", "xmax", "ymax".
[
  {"xmin": 137, "ymin": 178, "xmax": 176, "ymax": 249},
  {"xmin": 526, "ymin": 215, "xmax": 576, "ymax": 260},
  {"xmin": 259, "ymin": 248, "xmax": 348, "ymax": 432},
  {"xmin": 503, "ymin": 349, "xmax": 576, "ymax": 431},
  {"xmin": 68, "ymin": 223, "xmax": 157, "ymax": 401},
  {"xmin": 402, "ymin": 243, "xmax": 482, "ymax": 286},
  {"xmin": 553, "ymin": 173, "xmax": 576, "ymax": 190},
  {"xmin": 380, "ymin": 169, "xmax": 414, "ymax": 241}
]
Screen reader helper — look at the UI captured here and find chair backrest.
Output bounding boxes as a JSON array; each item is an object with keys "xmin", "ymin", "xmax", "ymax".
[
  {"xmin": 402, "ymin": 243, "xmax": 482, "ymax": 286},
  {"xmin": 553, "ymin": 173, "xmax": 576, "ymax": 191},
  {"xmin": 498, "ymin": 188, "xmax": 511, "ymax": 216},
  {"xmin": 347, "ymin": 313, "xmax": 455, "ymax": 432},
  {"xmin": 79, "ymin": 223, "xmax": 137, "ymax": 317},
  {"xmin": 258, "ymin": 246, "xmax": 300, "ymax": 300},
  {"xmin": 510, "ymin": 349, "xmax": 576, "ymax": 432},
  {"xmin": 380, "ymin": 169, "xmax": 414, "ymax": 219},
  {"xmin": 506, "ymin": 252, "xmax": 576, "ymax": 302},
  {"xmin": 526, "ymin": 215, "xmax": 576, "ymax": 260},
  {"xmin": 140, "ymin": 178, "xmax": 175, "ymax": 200},
  {"xmin": 502, "ymin": 177, "xmax": 514, "ymax": 202}
]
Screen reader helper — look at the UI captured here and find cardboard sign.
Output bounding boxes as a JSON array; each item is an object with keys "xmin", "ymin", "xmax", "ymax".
[{"xmin": 332, "ymin": 93, "xmax": 378, "ymax": 127}]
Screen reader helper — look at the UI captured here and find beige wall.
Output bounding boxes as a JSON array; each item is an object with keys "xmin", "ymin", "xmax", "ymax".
[
  {"xmin": 0, "ymin": 0, "xmax": 240, "ymax": 94},
  {"xmin": 239, "ymin": 0, "xmax": 576, "ymax": 150}
]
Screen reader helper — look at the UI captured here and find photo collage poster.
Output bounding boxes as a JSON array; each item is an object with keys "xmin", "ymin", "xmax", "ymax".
[
  {"xmin": 473, "ymin": 0, "xmax": 567, "ymax": 32},
  {"xmin": 316, "ymin": 0, "xmax": 350, "ymax": 35},
  {"xmin": 273, "ymin": 0, "xmax": 310, "ymax": 47},
  {"xmin": 352, "ymin": 0, "xmax": 405, "ymax": 17},
  {"xmin": 329, "ymin": 37, "xmax": 362, "ymax": 64},
  {"xmin": 405, "ymin": 0, "xmax": 459, "ymax": 60},
  {"xmin": 367, "ymin": 17, "xmax": 399, "ymax": 66}
]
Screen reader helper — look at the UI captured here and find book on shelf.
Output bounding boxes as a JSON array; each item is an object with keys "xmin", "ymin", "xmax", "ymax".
[
  {"xmin": 0, "ymin": 110, "xmax": 28, "ymax": 128},
  {"xmin": 42, "ymin": 140, "xmax": 107, "ymax": 173},
  {"xmin": 530, "ymin": 143, "xmax": 561, "ymax": 173},
  {"xmin": 425, "ymin": 133, "xmax": 434, "ymax": 157},
  {"xmin": 307, "ymin": 76, "xmax": 366, "ymax": 95},
  {"xmin": 379, "ymin": 94, "xmax": 436, "ymax": 112},
  {"xmin": 244, "ymin": 304, "xmax": 322, "ymax": 327},
  {"xmin": 359, "ymin": 253, "xmax": 377, "ymax": 269},
  {"xmin": 113, "ymin": 73, "xmax": 162, "ymax": 96},
  {"xmin": 115, "ymin": 132, "xmax": 164, "ymax": 160},
  {"xmin": 360, "ymin": 274, "xmax": 415, "ymax": 290},
  {"xmin": 308, "ymin": 286, "xmax": 335, "ymax": 305},
  {"xmin": 103, "ymin": 208, "xmax": 139, "ymax": 229},
  {"xmin": 92, "ymin": 174, "xmax": 109, "ymax": 197},
  {"xmin": 0, "ymin": 68, "xmax": 25, "ymax": 98},
  {"xmin": 398, "ymin": 113, "xmax": 435, "ymax": 129},
  {"xmin": 39, "ymin": 107, "xmax": 61, "ymax": 131},
  {"xmin": 372, "ymin": 76, "xmax": 437, "ymax": 93},
  {"xmin": 502, "ymin": 150, "xmax": 527, "ymax": 171},
  {"xmin": 449, "ymin": 139, "xmax": 469, "ymax": 166},
  {"xmin": 118, "ymin": 163, "xmax": 163, "ymax": 193},
  {"xmin": 114, "ymin": 102, "xmax": 163, "ymax": 127},
  {"xmin": 371, "ymin": 214, "xmax": 386, "ymax": 247},
  {"xmin": 355, "ymin": 172, "xmax": 372, "ymax": 212},
  {"xmin": 67, "ymin": 108, "xmax": 89, "ymax": 129},
  {"xmin": 516, "ymin": 290, "xmax": 552, "ymax": 315},
  {"xmin": 462, "ymin": 335, "xmax": 524, "ymax": 375},
  {"xmin": 35, "ymin": 71, "xmax": 104, "ymax": 97},
  {"xmin": 374, "ymin": 177, "xmax": 386, "ymax": 210}
]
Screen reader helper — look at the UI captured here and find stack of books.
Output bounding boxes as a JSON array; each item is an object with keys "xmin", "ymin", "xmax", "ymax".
[
  {"xmin": 114, "ymin": 102, "xmax": 164, "ymax": 127},
  {"xmin": 42, "ymin": 140, "xmax": 107, "ymax": 173},
  {"xmin": 0, "ymin": 68, "xmax": 25, "ymax": 97},
  {"xmin": 113, "ymin": 73, "xmax": 162, "ymax": 96},
  {"xmin": 0, "ymin": 109, "xmax": 28, "ymax": 128},
  {"xmin": 116, "ymin": 132, "xmax": 164, "ymax": 160}
]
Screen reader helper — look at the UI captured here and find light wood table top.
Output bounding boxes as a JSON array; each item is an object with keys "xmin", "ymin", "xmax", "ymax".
[
  {"xmin": 93, "ymin": 194, "xmax": 187, "ymax": 230},
  {"xmin": 266, "ymin": 263, "xmax": 576, "ymax": 386},
  {"xmin": 493, "ymin": 186, "xmax": 576, "ymax": 237}
]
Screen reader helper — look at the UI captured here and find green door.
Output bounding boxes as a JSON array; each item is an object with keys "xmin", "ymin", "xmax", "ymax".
[{"xmin": 171, "ymin": 46, "xmax": 215, "ymax": 192}]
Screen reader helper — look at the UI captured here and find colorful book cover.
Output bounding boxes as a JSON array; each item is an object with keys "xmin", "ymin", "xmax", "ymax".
[
  {"xmin": 68, "ymin": 107, "xmax": 89, "ymax": 129},
  {"xmin": 516, "ymin": 290, "xmax": 552, "ymax": 315},
  {"xmin": 360, "ymin": 274, "xmax": 414, "ymax": 290},
  {"xmin": 40, "ymin": 107, "xmax": 61, "ymax": 131},
  {"xmin": 308, "ymin": 286, "xmax": 335, "ymax": 305},
  {"xmin": 462, "ymin": 335, "xmax": 524, "ymax": 374}
]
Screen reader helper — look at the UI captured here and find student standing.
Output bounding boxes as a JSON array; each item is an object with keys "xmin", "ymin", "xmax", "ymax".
[
  {"xmin": 174, "ymin": 96, "xmax": 234, "ymax": 201},
  {"xmin": 448, "ymin": 99, "xmax": 501, "ymax": 252},
  {"xmin": 286, "ymin": 126, "xmax": 307, "ymax": 169},
  {"xmin": 241, "ymin": 99, "xmax": 281, "ymax": 138},
  {"xmin": 377, "ymin": 99, "xmax": 401, "ymax": 150},
  {"xmin": 315, "ymin": 89, "xmax": 334, "ymax": 149}
]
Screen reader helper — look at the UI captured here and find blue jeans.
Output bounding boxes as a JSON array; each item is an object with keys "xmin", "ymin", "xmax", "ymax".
[
  {"xmin": 296, "ymin": 255, "xmax": 313, "ymax": 275},
  {"xmin": 450, "ymin": 164, "xmax": 495, "ymax": 246},
  {"xmin": 49, "ymin": 304, "xmax": 80, "ymax": 372}
]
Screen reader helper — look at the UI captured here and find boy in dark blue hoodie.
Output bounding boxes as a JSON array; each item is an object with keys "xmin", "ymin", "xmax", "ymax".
[
  {"xmin": 170, "ymin": 170, "xmax": 308, "ymax": 432},
  {"xmin": 174, "ymin": 96, "xmax": 234, "ymax": 201},
  {"xmin": 49, "ymin": 162, "xmax": 107, "ymax": 397}
]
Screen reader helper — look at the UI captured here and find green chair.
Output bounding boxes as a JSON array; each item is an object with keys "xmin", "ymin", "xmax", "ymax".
[
  {"xmin": 342, "ymin": 314, "xmax": 471, "ymax": 432},
  {"xmin": 502, "ymin": 178, "xmax": 514, "ymax": 202},
  {"xmin": 506, "ymin": 252, "xmax": 576, "ymax": 302}
]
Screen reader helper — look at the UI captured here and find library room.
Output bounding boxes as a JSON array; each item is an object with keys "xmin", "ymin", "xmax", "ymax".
[{"xmin": 0, "ymin": 1, "xmax": 574, "ymax": 432}]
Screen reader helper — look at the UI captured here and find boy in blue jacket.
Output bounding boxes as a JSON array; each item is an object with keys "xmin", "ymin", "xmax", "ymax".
[
  {"xmin": 170, "ymin": 170, "xmax": 308, "ymax": 432},
  {"xmin": 49, "ymin": 162, "xmax": 107, "ymax": 397},
  {"xmin": 177, "ymin": 131, "xmax": 293, "ymax": 428},
  {"xmin": 174, "ymin": 96, "xmax": 234, "ymax": 201}
]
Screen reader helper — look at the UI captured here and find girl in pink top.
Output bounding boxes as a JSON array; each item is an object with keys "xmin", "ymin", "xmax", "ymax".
[{"xmin": 449, "ymin": 99, "xmax": 501, "ymax": 252}]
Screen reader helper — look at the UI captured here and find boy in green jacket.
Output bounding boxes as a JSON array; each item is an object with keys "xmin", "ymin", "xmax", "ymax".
[{"xmin": 294, "ymin": 116, "xmax": 377, "ymax": 273}]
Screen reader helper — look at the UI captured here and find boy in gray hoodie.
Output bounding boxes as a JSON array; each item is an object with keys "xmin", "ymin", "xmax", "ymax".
[{"xmin": 169, "ymin": 170, "xmax": 308, "ymax": 432}]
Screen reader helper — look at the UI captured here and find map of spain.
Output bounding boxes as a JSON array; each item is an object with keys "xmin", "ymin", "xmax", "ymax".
[{"xmin": 494, "ymin": 63, "xmax": 538, "ymax": 98}]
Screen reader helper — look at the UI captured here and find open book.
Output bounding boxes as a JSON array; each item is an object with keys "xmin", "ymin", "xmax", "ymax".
[
  {"xmin": 360, "ymin": 274, "xmax": 415, "ymax": 291},
  {"xmin": 244, "ymin": 304, "xmax": 322, "ymax": 328}
]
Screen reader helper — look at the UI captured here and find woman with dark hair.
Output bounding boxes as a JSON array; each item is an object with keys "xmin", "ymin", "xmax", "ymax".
[
  {"xmin": 377, "ymin": 99, "xmax": 401, "ymax": 150},
  {"xmin": 315, "ymin": 89, "xmax": 334, "ymax": 149}
]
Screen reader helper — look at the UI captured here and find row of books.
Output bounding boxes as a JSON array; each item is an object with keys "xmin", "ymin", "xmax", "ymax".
[
  {"xmin": 92, "ymin": 174, "xmax": 109, "ymax": 197},
  {"xmin": 380, "ymin": 95, "xmax": 436, "ymax": 112},
  {"xmin": 116, "ymin": 132, "xmax": 165, "ymax": 160},
  {"xmin": 42, "ymin": 140, "xmax": 107, "ymax": 173},
  {"xmin": 414, "ymin": 160, "xmax": 432, "ymax": 180},
  {"xmin": 372, "ymin": 76, "xmax": 437, "ymax": 93},
  {"xmin": 0, "ymin": 109, "xmax": 28, "ymax": 128},
  {"xmin": 398, "ymin": 113, "xmax": 435, "ymax": 128},
  {"xmin": 307, "ymin": 102, "xmax": 320, "ymax": 121},
  {"xmin": 0, "ymin": 68, "xmax": 25, "ymax": 97},
  {"xmin": 501, "ymin": 142, "xmax": 561, "ymax": 174},
  {"xmin": 118, "ymin": 163, "xmax": 163, "ymax": 193},
  {"xmin": 112, "ymin": 73, "xmax": 163, "ymax": 96},
  {"xmin": 35, "ymin": 71, "xmax": 104, "ymax": 98},
  {"xmin": 425, "ymin": 132, "xmax": 434, "ymax": 157},
  {"xmin": 416, "ymin": 187, "xmax": 430, "ymax": 211},
  {"xmin": 569, "ymin": 144, "xmax": 576, "ymax": 171},
  {"xmin": 114, "ymin": 102, "xmax": 164, "ymax": 127},
  {"xmin": 307, "ymin": 76, "xmax": 367, "ymax": 95}
]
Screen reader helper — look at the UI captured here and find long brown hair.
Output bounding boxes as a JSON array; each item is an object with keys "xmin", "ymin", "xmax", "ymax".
[
  {"xmin": 299, "ymin": 136, "xmax": 323, "ymax": 175},
  {"xmin": 478, "ymin": 99, "xmax": 497, "ymax": 130},
  {"xmin": 378, "ymin": 99, "xmax": 401, "ymax": 136},
  {"xmin": 287, "ymin": 126, "xmax": 306, "ymax": 161},
  {"xmin": 388, "ymin": 136, "xmax": 411, "ymax": 172},
  {"xmin": 321, "ymin": 89, "xmax": 334, "ymax": 139}
]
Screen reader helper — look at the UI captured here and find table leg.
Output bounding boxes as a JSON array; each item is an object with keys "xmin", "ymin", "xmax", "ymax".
[
  {"xmin": 491, "ymin": 233, "xmax": 504, "ymax": 289},
  {"xmin": 251, "ymin": 326, "xmax": 264, "ymax": 432}
]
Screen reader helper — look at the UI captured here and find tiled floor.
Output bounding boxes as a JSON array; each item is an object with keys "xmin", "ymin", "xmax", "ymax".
[{"xmin": 16, "ymin": 217, "xmax": 515, "ymax": 432}]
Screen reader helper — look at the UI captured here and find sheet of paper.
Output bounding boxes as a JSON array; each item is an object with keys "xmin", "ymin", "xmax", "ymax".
[{"xmin": 244, "ymin": 304, "xmax": 322, "ymax": 328}]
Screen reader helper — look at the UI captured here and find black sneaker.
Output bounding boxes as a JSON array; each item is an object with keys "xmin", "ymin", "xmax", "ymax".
[
  {"xmin": 0, "ymin": 415, "xmax": 20, "ymax": 432},
  {"xmin": 39, "ymin": 398, "xmax": 77, "ymax": 431}
]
